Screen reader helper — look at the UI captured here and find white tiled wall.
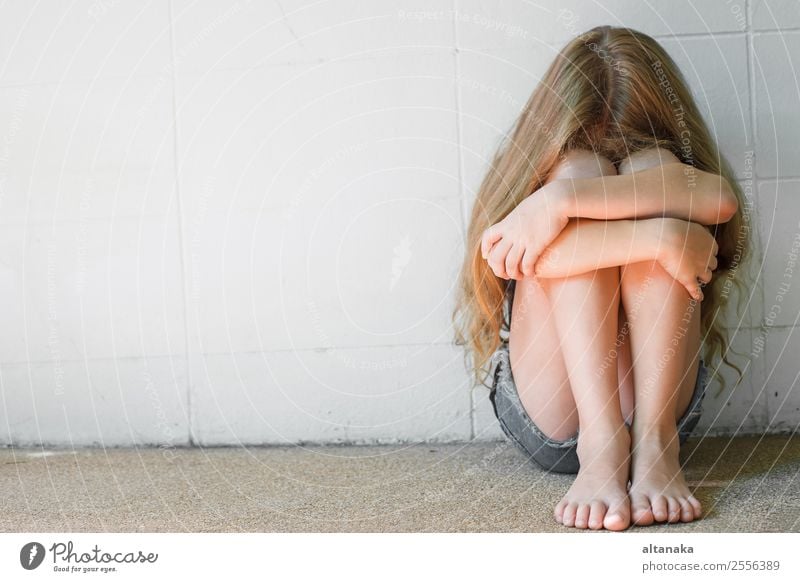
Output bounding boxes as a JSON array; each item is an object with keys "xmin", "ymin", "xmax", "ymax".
[{"xmin": 0, "ymin": 1, "xmax": 796, "ymax": 446}]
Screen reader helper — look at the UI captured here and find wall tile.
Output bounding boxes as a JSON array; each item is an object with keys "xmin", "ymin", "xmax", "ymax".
[
  {"xmin": 175, "ymin": 54, "xmax": 459, "ymax": 217},
  {"xmin": 0, "ymin": 356, "xmax": 188, "ymax": 446},
  {"xmin": 0, "ymin": 214, "xmax": 185, "ymax": 364},
  {"xmin": 189, "ymin": 344, "xmax": 472, "ymax": 444},
  {"xmin": 764, "ymin": 326, "xmax": 800, "ymax": 430},
  {"xmin": 717, "ymin": 178, "xmax": 763, "ymax": 330},
  {"xmin": 172, "ymin": 0, "xmax": 454, "ymax": 73},
  {"xmin": 184, "ymin": 196, "xmax": 464, "ymax": 354},
  {"xmin": 757, "ymin": 180, "xmax": 800, "ymax": 327},
  {"xmin": 697, "ymin": 327, "xmax": 769, "ymax": 435},
  {"xmin": 0, "ymin": 0, "xmax": 171, "ymax": 86},
  {"xmin": 661, "ymin": 35, "xmax": 752, "ymax": 180},
  {"xmin": 0, "ymin": 78, "xmax": 176, "ymax": 224},
  {"xmin": 752, "ymin": 0, "xmax": 800, "ymax": 30},
  {"xmin": 753, "ymin": 32, "xmax": 800, "ymax": 179},
  {"xmin": 472, "ymin": 384, "xmax": 505, "ymax": 441},
  {"xmin": 177, "ymin": 54, "xmax": 464, "ymax": 355}
]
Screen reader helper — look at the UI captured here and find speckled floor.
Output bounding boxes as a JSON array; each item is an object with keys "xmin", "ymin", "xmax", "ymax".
[{"xmin": 1, "ymin": 435, "xmax": 799, "ymax": 532}]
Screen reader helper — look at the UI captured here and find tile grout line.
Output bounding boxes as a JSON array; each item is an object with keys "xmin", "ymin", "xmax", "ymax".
[
  {"xmin": 451, "ymin": 0, "xmax": 474, "ymax": 441},
  {"xmin": 167, "ymin": 0, "xmax": 195, "ymax": 447},
  {"xmin": 0, "ymin": 327, "xmax": 768, "ymax": 368},
  {"xmin": 751, "ymin": 26, "xmax": 800, "ymax": 34},
  {"xmin": 651, "ymin": 30, "xmax": 748, "ymax": 40},
  {"xmin": 744, "ymin": 0, "xmax": 770, "ymax": 424}
]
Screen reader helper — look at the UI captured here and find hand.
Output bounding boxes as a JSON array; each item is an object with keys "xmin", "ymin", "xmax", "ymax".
[
  {"xmin": 654, "ymin": 218, "xmax": 719, "ymax": 301},
  {"xmin": 480, "ymin": 183, "xmax": 569, "ymax": 280}
]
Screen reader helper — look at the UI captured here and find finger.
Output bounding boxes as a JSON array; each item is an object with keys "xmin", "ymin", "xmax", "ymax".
[
  {"xmin": 481, "ymin": 226, "xmax": 503, "ymax": 259},
  {"xmin": 684, "ymin": 280, "xmax": 703, "ymax": 302},
  {"xmin": 710, "ymin": 255, "xmax": 718, "ymax": 271},
  {"xmin": 520, "ymin": 247, "xmax": 538, "ymax": 277},
  {"xmin": 699, "ymin": 269, "xmax": 713, "ymax": 284},
  {"xmin": 506, "ymin": 245, "xmax": 525, "ymax": 279},
  {"xmin": 712, "ymin": 238, "xmax": 719, "ymax": 255},
  {"xmin": 505, "ymin": 244, "xmax": 524, "ymax": 280},
  {"xmin": 488, "ymin": 238, "xmax": 513, "ymax": 279}
]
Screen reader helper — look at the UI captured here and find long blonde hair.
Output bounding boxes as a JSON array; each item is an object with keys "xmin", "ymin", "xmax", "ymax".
[{"xmin": 453, "ymin": 26, "xmax": 751, "ymax": 392}]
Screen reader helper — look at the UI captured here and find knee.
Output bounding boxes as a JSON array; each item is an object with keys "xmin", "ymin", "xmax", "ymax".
[
  {"xmin": 537, "ymin": 266, "xmax": 621, "ymax": 315},
  {"xmin": 549, "ymin": 148, "xmax": 617, "ymax": 181},
  {"xmin": 618, "ymin": 146, "xmax": 680, "ymax": 175}
]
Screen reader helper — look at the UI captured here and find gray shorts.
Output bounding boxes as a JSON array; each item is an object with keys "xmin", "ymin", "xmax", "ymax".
[{"xmin": 488, "ymin": 341, "xmax": 710, "ymax": 474}]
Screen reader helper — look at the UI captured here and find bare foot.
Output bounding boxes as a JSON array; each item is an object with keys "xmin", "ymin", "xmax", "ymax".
[
  {"xmin": 629, "ymin": 424, "xmax": 703, "ymax": 525},
  {"xmin": 554, "ymin": 426, "xmax": 631, "ymax": 531}
]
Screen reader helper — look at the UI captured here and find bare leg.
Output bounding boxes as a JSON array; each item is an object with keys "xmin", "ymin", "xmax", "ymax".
[
  {"xmin": 541, "ymin": 266, "xmax": 632, "ymax": 530},
  {"xmin": 510, "ymin": 149, "xmax": 633, "ymax": 530},
  {"xmin": 618, "ymin": 147, "xmax": 704, "ymax": 525}
]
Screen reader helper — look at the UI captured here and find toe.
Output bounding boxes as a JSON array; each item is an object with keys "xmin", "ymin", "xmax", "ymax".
[
  {"xmin": 688, "ymin": 495, "xmax": 703, "ymax": 519},
  {"xmin": 562, "ymin": 502, "xmax": 578, "ymax": 527},
  {"xmin": 588, "ymin": 501, "xmax": 607, "ymax": 530},
  {"xmin": 651, "ymin": 495, "xmax": 669, "ymax": 522},
  {"xmin": 630, "ymin": 493, "xmax": 654, "ymax": 526},
  {"xmin": 678, "ymin": 497, "xmax": 694, "ymax": 523},
  {"xmin": 666, "ymin": 497, "xmax": 682, "ymax": 523},
  {"xmin": 574, "ymin": 504, "xmax": 590, "ymax": 529},
  {"xmin": 604, "ymin": 500, "xmax": 631, "ymax": 531},
  {"xmin": 554, "ymin": 500, "xmax": 568, "ymax": 523}
]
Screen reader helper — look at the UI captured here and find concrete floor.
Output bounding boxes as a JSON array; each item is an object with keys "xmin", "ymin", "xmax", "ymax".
[{"xmin": 1, "ymin": 435, "xmax": 799, "ymax": 532}]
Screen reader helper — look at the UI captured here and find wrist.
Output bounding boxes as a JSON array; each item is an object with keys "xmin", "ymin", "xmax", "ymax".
[
  {"xmin": 644, "ymin": 217, "xmax": 674, "ymax": 263},
  {"xmin": 543, "ymin": 180, "xmax": 572, "ymax": 219}
]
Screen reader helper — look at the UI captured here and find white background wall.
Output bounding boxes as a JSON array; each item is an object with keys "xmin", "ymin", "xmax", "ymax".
[{"xmin": 0, "ymin": 0, "xmax": 797, "ymax": 447}]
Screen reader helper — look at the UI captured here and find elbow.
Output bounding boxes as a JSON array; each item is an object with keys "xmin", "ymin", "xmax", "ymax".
[
  {"xmin": 701, "ymin": 175, "xmax": 738, "ymax": 225},
  {"xmin": 717, "ymin": 179, "xmax": 739, "ymax": 223}
]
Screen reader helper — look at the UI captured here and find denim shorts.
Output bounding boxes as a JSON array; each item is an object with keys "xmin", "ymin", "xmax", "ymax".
[{"xmin": 488, "ymin": 341, "xmax": 710, "ymax": 474}]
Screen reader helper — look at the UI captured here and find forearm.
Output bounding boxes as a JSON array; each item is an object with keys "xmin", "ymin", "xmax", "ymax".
[
  {"xmin": 534, "ymin": 218, "xmax": 661, "ymax": 278},
  {"xmin": 552, "ymin": 163, "xmax": 738, "ymax": 226}
]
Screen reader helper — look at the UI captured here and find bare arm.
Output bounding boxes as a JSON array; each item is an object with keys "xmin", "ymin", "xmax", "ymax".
[
  {"xmin": 534, "ymin": 216, "xmax": 719, "ymax": 301},
  {"xmin": 533, "ymin": 218, "xmax": 655, "ymax": 277},
  {"xmin": 549, "ymin": 163, "xmax": 738, "ymax": 226},
  {"xmin": 481, "ymin": 162, "xmax": 729, "ymax": 285}
]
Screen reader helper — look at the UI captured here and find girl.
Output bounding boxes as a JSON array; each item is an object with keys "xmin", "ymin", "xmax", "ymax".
[{"xmin": 453, "ymin": 26, "xmax": 750, "ymax": 531}]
